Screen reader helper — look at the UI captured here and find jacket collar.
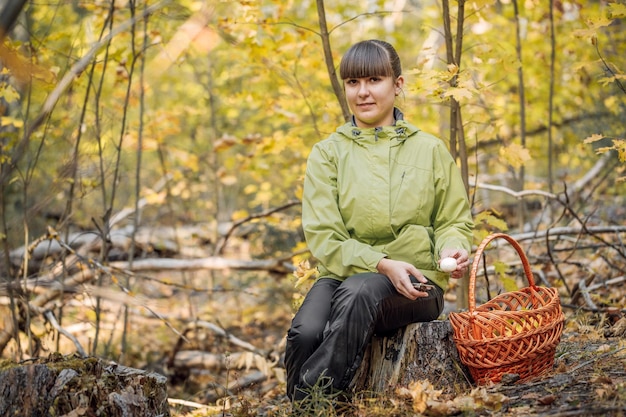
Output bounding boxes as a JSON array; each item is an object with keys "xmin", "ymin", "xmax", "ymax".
[
  {"xmin": 348, "ymin": 107, "xmax": 405, "ymax": 127},
  {"xmin": 337, "ymin": 108, "xmax": 419, "ymax": 142}
]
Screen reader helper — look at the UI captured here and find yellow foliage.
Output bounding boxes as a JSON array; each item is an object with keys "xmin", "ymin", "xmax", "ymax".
[
  {"xmin": 608, "ymin": 3, "xmax": 626, "ymax": 19},
  {"xmin": 499, "ymin": 143, "xmax": 531, "ymax": 169},
  {"xmin": 583, "ymin": 133, "xmax": 605, "ymax": 144},
  {"xmin": 213, "ymin": 134, "xmax": 237, "ymax": 152},
  {"xmin": 230, "ymin": 210, "xmax": 249, "ymax": 221},
  {"xmin": 293, "ymin": 260, "xmax": 317, "ymax": 288},
  {"xmin": 0, "ymin": 117, "xmax": 23, "ymax": 128}
]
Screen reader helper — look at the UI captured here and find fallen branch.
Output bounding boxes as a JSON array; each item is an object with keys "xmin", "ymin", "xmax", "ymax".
[
  {"xmin": 173, "ymin": 350, "xmax": 248, "ymax": 370},
  {"xmin": 510, "ymin": 225, "xmax": 626, "ymax": 243},
  {"xmin": 588, "ymin": 275, "xmax": 625, "ymax": 291}
]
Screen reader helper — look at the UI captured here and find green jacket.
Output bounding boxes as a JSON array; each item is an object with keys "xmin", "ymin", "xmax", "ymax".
[{"xmin": 302, "ymin": 110, "xmax": 474, "ymax": 291}]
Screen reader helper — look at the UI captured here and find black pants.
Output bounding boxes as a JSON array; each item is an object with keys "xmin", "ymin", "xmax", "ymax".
[{"xmin": 284, "ymin": 272, "xmax": 444, "ymax": 401}]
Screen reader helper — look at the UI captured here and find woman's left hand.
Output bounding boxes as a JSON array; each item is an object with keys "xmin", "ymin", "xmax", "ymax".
[
  {"xmin": 376, "ymin": 258, "xmax": 429, "ymax": 300},
  {"xmin": 439, "ymin": 248, "xmax": 470, "ymax": 279}
]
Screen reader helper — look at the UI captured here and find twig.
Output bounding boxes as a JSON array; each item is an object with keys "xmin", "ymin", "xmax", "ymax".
[
  {"xmin": 167, "ymin": 398, "xmax": 214, "ymax": 410},
  {"xmin": 214, "ymin": 199, "xmax": 301, "ymax": 255},
  {"xmin": 588, "ymin": 275, "xmax": 626, "ymax": 291},
  {"xmin": 43, "ymin": 310, "xmax": 87, "ymax": 358},
  {"xmin": 566, "ymin": 347, "xmax": 625, "ymax": 374},
  {"xmin": 576, "ymin": 279, "xmax": 598, "ymax": 310},
  {"xmin": 561, "ymin": 303, "xmax": 626, "ymax": 314},
  {"xmin": 470, "ymin": 181, "xmax": 557, "ymax": 200},
  {"xmin": 191, "ymin": 320, "xmax": 264, "ymax": 356}
]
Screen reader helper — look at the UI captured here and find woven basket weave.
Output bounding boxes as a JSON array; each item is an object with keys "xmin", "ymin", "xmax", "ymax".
[{"xmin": 449, "ymin": 233, "xmax": 564, "ymax": 385}]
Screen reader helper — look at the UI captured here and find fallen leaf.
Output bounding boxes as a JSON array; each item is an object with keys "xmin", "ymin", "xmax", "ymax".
[
  {"xmin": 537, "ymin": 394, "xmax": 557, "ymax": 405},
  {"xmin": 591, "ymin": 375, "xmax": 613, "ymax": 384}
]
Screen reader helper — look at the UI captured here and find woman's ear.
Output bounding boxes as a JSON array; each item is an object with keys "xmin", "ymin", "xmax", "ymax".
[{"xmin": 395, "ymin": 76, "xmax": 405, "ymax": 95}]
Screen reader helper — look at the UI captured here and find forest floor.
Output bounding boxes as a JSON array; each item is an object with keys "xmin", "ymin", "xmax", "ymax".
[{"xmin": 168, "ymin": 306, "xmax": 626, "ymax": 417}]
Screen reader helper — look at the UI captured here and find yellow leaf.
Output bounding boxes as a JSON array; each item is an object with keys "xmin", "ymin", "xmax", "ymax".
[
  {"xmin": 583, "ymin": 133, "xmax": 604, "ymax": 144},
  {"xmin": 144, "ymin": 190, "xmax": 166, "ymax": 204},
  {"xmin": 219, "ymin": 175, "xmax": 238, "ymax": 186},
  {"xmin": 501, "ymin": 274, "xmax": 519, "ymax": 293},
  {"xmin": 608, "ymin": 3, "xmax": 626, "ymax": 19},
  {"xmin": 586, "ymin": 15, "xmax": 615, "ymax": 29},
  {"xmin": 407, "ymin": 380, "xmax": 429, "ymax": 413},
  {"xmin": 443, "ymin": 87, "xmax": 473, "ymax": 101},
  {"xmin": 499, "ymin": 143, "xmax": 531, "ymax": 169},
  {"xmin": 0, "ymin": 84, "xmax": 20, "ymax": 103},
  {"xmin": 213, "ymin": 134, "xmax": 237, "ymax": 152},
  {"xmin": 474, "ymin": 210, "xmax": 508, "ymax": 232},
  {"xmin": 294, "ymin": 268, "xmax": 316, "ymax": 287},
  {"xmin": 0, "ymin": 117, "xmax": 23, "ymax": 128},
  {"xmin": 231, "ymin": 209, "xmax": 249, "ymax": 221},
  {"xmin": 293, "ymin": 260, "xmax": 317, "ymax": 287},
  {"xmin": 571, "ymin": 28, "xmax": 597, "ymax": 44}
]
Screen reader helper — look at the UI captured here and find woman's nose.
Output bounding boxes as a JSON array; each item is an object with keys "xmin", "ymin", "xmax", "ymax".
[{"xmin": 357, "ymin": 81, "xmax": 369, "ymax": 96}]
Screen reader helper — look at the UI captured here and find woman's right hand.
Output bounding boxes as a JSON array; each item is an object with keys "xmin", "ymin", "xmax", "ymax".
[{"xmin": 376, "ymin": 258, "xmax": 429, "ymax": 300}]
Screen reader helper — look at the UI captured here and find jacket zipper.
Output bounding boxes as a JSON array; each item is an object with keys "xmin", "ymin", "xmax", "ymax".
[{"xmin": 390, "ymin": 170, "xmax": 406, "ymax": 237}]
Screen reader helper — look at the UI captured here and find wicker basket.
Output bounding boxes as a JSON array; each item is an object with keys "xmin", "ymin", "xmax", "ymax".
[{"xmin": 449, "ymin": 233, "xmax": 565, "ymax": 385}]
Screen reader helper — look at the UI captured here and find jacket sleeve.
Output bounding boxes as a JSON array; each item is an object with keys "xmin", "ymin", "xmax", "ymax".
[
  {"xmin": 302, "ymin": 143, "xmax": 386, "ymax": 278},
  {"xmin": 431, "ymin": 142, "xmax": 474, "ymax": 257}
]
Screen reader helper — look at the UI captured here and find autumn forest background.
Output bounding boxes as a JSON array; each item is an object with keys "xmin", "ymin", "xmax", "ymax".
[{"xmin": 0, "ymin": 0, "xmax": 625, "ymax": 416}]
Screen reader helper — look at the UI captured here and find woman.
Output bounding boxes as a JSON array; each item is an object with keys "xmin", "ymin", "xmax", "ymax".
[{"xmin": 285, "ymin": 39, "xmax": 474, "ymax": 402}]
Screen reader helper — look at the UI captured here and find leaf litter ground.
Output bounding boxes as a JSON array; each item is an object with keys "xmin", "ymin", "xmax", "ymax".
[{"xmin": 170, "ymin": 309, "xmax": 626, "ymax": 417}]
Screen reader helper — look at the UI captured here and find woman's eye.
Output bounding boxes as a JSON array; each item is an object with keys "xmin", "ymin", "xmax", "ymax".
[{"xmin": 370, "ymin": 77, "xmax": 381, "ymax": 82}]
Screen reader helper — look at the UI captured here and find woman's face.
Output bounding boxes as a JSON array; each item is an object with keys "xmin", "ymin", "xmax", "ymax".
[{"xmin": 344, "ymin": 75, "xmax": 403, "ymax": 128}]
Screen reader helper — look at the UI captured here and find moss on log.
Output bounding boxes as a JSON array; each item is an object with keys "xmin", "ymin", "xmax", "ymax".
[{"xmin": 0, "ymin": 353, "xmax": 169, "ymax": 417}]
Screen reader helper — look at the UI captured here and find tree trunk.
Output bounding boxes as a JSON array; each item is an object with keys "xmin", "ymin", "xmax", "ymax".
[
  {"xmin": 0, "ymin": 353, "xmax": 170, "ymax": 417},
  {"xmin": 351, "ymin": 320, "xmax": 471, "ymax": 393}
]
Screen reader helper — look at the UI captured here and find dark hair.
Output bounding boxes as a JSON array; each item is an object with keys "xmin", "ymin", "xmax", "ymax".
[{"xmin": 339, "ymin": 39, "xmax": 402, "ymax": 80}]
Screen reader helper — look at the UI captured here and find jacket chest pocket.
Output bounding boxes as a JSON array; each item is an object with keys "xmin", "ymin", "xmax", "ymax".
[{"xmin": 391, "ymin": 166, "xmax": 434, "ymax": 225}]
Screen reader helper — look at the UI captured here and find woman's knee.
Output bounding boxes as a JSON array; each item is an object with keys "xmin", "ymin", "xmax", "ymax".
[
  {"xmin": 287, "ymin": 321, "xmax": 325, "ymax": 350},
  {"xmin": 333, "ymin": 273, "xmax": 390, "ymax": 304}
]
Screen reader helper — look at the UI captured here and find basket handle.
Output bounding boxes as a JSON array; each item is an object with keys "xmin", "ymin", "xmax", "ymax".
[{"xmin": 468, "ymin": 233, "xmax": 537, "ymax": 313}]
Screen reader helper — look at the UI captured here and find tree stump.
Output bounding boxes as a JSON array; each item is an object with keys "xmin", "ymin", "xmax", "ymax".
[
  {"xmin": 0, "ymin": 353, "xmax": 170, "ymax": 417},
  {"xmin": 351, "ymin": 320, "xmax": 471, "ymax": 393}
]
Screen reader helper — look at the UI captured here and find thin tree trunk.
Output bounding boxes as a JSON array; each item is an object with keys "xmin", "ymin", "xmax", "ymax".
[
  {"xmin": 0, "ymin": 0, "xmax": 27, "ymax": 40},
  {"xmin": 442, "ymin": 0, "xmax": 469, "ymax": 310},
  {"xmin": 513, "ymin": 0, "xmax": 527, "ymax": 230},
  {"xmin": 548, "ymin": 0, "xmax": 556, "ymax": 193},
  {"xmin": 315, "ymin": 0, "xmax": 350, "ymax": 121}
]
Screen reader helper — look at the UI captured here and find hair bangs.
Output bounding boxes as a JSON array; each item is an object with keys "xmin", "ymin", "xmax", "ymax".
[{"xmin": 339, "ymin": 42, "xmax": 395, "ymax": 80}]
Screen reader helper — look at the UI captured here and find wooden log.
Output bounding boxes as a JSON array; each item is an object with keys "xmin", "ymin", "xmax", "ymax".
[
  {"xmin": 0, "ymin": 353, "xmax": 170, "ymax": 417},
  {"xmin": 351, "ymin": 320, "xmax": 471, "ymax": 394}
]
